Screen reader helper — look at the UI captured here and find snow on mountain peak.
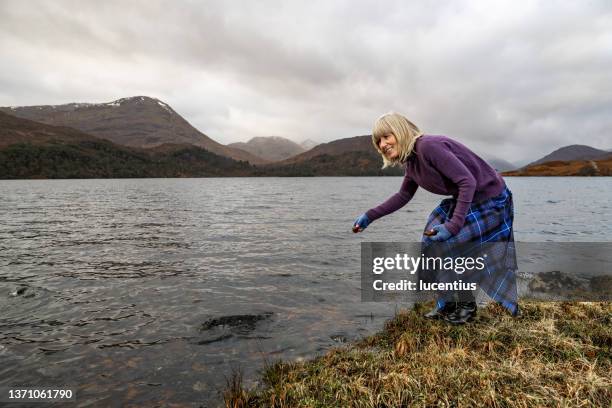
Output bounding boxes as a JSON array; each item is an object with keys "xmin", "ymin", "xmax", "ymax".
[{"xmin": 4, "ymin": 96, "xmax": 174, "ymax": 113}]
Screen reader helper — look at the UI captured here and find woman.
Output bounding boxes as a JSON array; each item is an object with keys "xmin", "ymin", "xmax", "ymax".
[{"xmin": 353, "ymin": 112, "xmax": 518, "ymax": 324}]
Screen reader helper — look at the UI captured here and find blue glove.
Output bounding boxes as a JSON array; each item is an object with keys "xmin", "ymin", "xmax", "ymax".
[
  {"xmin": 429, "ymin": 224, "xmax": 452, "ymax": 242},
  {"xmin": 353, "ymin": 213, "xmax": 370, "ymax": 232}
]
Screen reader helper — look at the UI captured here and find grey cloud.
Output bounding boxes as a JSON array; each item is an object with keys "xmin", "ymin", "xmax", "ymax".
[{"xmin": 1, "ymin": 0, "xmax": 611, "ymax": 162}]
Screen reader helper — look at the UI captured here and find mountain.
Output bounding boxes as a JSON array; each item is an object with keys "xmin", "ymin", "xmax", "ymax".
[
  {"xmin": 228, "ymin": 136, "xmax": 305, "ymax": 161},
  {"xmin": 527, "ymin": 145, "xmax": 611, "ymax": 167},
  {"xmin": 256, "ymin": 150, "xmax": 403, "ymax": 176},
  {"xmin": 258, "ymin": 135, "xmax": 403, "ymax": 176},
  {"xmin": 278, "ymin": 135, "xmax": 374, "ymax": 164},
  {"xmin": 300, "ymin": 139, "xmax": 319, "ymax": 150},
  {"xmin": 485, "ymin": 157, "xmax": 516, "ymax": 172},
  {"xmin": 0, "ymin": 110, "xmax": 99, "ymax": 148},
  {"xmin": 0, "ymin": 111, "xmax": 254, "ymax": 178},
  {"xmin": 0, "ymin": 110, "xmax": 400, "ymax": 178},
  {"xmin": 0, "ymin": 96, "xmax": 267, "ymax": 164},
  {"xmin": 502, "ymin": 157, "xmax": 612, "ymax": 176},
  {"xmin": 11, "ymin": 108, "xmax": 607, "ymax": 178}
]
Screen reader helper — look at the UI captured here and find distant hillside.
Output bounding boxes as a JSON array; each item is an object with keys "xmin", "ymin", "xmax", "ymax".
[
  {"xmin": 0, "ymin": 111, "xmax": 254, "ymax": 179},
  {"xmin": 300, "ymin": 139, "xmax": 319, "ymax": 150},
  {"xmin": 258, "ymin": 135, "xmax": 402, "ymax": 176},
  {"xmin": 278, "ymin": 135, "xmax": 373, "ymax": 164},
  {"xmin": 256, "ymin": 150, "xmax": 403, "ymax": 176},
  {"xmin": 228, "ymin": 136, "xmax": 305, "ymax": 161},
  {"xmin": 502, "ymin": 157, "xmax": 612, "ymax": 176},
  {"xmin": 528, "ymin": 145, "xmax": 610, "ymax": 166},
  {"xmin": 0, "ymin": 96, "xmax": 267, "ymax": 164},
  {"xmin": 0, "ymin": 111, "xmax": 401, "ymax": 178},
  {"xmin": 485, "ymin": 157, "xmax": 516, "ymax": 172},
  {"xmin": 9, "ymin": 110, "xmax": 607, "ymax": 178},
  {"xmin": 0, "ymin": 110, "xmax": 100, "ymax": 148}
]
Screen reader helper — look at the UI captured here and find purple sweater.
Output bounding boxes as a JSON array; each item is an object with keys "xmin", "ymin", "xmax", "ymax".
[{"xmin": 366, "ymin": 135, "xmax": 506, "ymax": 235}]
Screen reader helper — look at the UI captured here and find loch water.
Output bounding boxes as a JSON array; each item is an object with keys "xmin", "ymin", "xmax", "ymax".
[{"xmin": 1, "ymin": 177, "xmax": 610, "ymax": 407}]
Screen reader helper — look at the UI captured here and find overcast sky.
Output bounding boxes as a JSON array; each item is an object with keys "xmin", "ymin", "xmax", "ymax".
[{"xmin": 1, "ymin": 0, "xmax": 610, "ymax": 163}]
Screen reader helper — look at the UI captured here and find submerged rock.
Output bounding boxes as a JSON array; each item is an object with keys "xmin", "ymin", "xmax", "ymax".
[
  {"xmin": 525, "ymin": 270, "xmax": 606, "ymax": 300},
  {"xmin": 195, "ymin": 312, "xmax": 275, "ymax": 344},
  {"xmin": 330, "ymin": 333, "xmax": 348, "ymax": 343},
  {"xmin": 9, "ymin": 285, "xmax": 36, "ymax": 298},
  {"xmin": 194, "ymin": 312, "xmax": 272, "ymax": 345},
  {"xmin": 200, "ymin": 312, "xmax": 273, "ymax": 333},
  {"xmin": 528, "ymin": 271, "xmax": 587, "ymax": 292}
]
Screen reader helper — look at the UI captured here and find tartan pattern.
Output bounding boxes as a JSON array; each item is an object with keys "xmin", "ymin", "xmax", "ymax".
[{"xmin": 420, "ymin": 186, "xmax": 518, "ymax": 315}]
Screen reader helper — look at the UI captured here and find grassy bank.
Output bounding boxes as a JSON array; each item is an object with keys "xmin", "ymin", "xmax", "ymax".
[{"xmin": 225, "ymin": 302, "xmax": 611, "ymax": 407}]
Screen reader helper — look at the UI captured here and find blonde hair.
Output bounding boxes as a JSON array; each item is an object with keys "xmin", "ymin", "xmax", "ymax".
[{"xmin": 372, "ymin": 112, "xmax": 424, "ymax": 168}]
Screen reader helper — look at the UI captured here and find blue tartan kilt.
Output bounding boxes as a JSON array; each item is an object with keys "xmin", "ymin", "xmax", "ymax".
[{"xmin": 420, "ymin": 186, "xmax": 518, "ymax": 314}]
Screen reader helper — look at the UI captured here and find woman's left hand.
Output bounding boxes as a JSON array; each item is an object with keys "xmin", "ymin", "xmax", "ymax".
[{"xmin": 428, "ymin": 224, "xmax": 452, "ymax": 242}]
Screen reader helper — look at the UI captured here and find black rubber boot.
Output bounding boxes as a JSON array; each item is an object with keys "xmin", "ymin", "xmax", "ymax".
[
  {"xmin": 424, "ymin": 301, "xmax": 457, "ymax": 320},
  {"xmin": 444, "ymin": 302, "xmax": 477, "ymax": 325}
]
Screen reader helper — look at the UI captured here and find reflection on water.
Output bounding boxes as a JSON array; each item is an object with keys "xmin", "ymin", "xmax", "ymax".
[{"xmin": 0, "ymin": 177, "xmax": 610, "ymax": 406}]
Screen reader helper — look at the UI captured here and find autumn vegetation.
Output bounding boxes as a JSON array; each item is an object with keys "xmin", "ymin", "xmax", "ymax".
[{"xmin": 225, "ymin": 301, "xmax": 611, "ymax": 407}]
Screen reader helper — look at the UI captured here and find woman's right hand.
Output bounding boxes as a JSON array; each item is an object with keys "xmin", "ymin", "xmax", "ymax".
[{"xmin": 352, "ymin": 213, "xmax": 370, "ymax": 233}]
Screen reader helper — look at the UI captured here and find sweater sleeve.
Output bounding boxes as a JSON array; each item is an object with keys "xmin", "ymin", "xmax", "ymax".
[
  {"xmin": 366, "ymin": 169, "xmax": 418, "ymax": 222},
  {"xmin": 423, "ymin": 142, "xmax": 476, "ymax": 235}
]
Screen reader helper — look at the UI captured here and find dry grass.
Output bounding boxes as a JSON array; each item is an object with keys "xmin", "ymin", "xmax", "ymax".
[{"xmin": 224, "ymin": 301, "xmax": 611, "ymax": 407}]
